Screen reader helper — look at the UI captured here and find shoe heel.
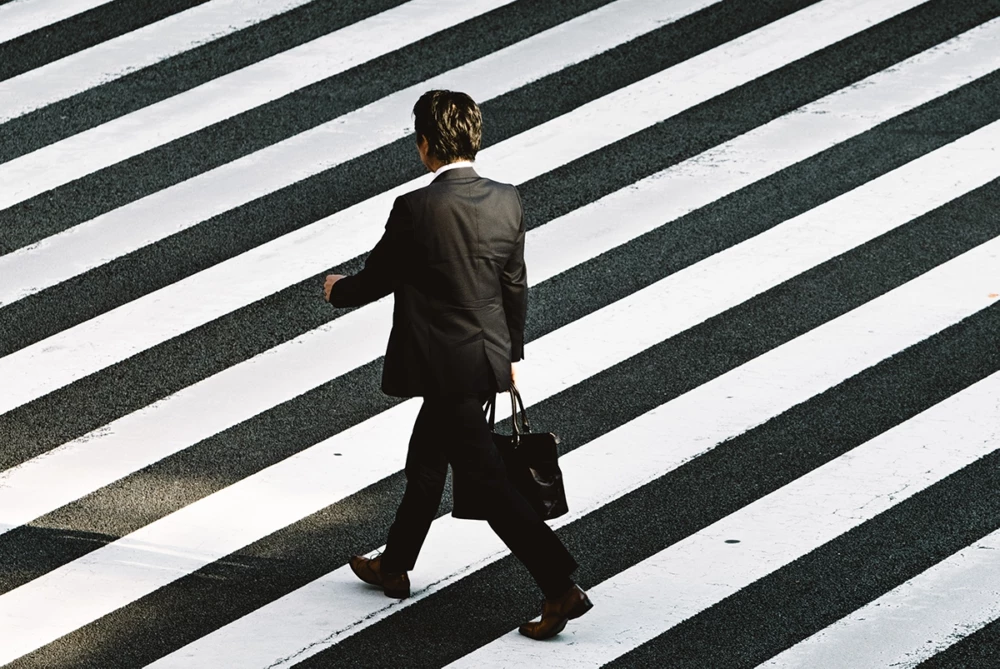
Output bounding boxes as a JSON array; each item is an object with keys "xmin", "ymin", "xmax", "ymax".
[
  {"xmin": 384, "ymin": 586, "xmax": 410, "ymax": 599},
  {"xmin": 568, "ymin": 595, "xmax": 593, "ymax": 620}
]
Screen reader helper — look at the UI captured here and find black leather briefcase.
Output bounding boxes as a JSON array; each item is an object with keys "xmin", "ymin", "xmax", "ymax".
[{"xmin": 485, "ymin": 385, "xmax": 569, "ymax": 520}]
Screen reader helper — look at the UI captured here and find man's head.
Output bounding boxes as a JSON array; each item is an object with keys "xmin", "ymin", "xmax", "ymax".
[{"xmin": 413, "ymin": 90, "xmax": 482, "ymax": 171}]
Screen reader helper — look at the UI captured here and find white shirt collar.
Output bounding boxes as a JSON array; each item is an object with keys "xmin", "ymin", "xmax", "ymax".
[{"xmin": 434, "ymin": 160, "xmax": 474, "ymax": 176}]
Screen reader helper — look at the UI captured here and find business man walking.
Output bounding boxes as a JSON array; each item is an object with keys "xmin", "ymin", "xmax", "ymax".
[{"xmin": 324, "ymin": 90, "xmax": 591, "ymax": 640}]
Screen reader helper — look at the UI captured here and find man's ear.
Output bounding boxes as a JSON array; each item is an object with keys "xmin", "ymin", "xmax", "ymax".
[{"xmin": 416, "ymin": 135, "xmax": 436, "ymax": 172}]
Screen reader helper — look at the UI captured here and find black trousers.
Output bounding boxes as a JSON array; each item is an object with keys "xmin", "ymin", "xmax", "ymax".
[{"xmin": 379, "ymin": 391, "xmax": 579, "ymax": 599}]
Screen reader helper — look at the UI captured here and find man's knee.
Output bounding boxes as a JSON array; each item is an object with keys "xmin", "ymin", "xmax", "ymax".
[{"xmin": 404, "ymin": 462, "xmax": 447, "ymax": 495}]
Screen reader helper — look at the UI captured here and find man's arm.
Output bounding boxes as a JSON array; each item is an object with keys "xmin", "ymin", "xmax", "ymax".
[
  {"xmin": 327, "ymin": 196, "xmax": 412, "ymax": 308},
  {"xmin": 502, "ymin": 188, "xmax": 528, "ymax": 362}
]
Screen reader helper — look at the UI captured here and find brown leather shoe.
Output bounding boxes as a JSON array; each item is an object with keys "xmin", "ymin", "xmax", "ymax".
[
  {"xmin": 518, "ymin": 584, "xmax": 593, "ymax": 640},
  {"xmin": 348, "ymin": 554, "xmax": 410, "ymax": 599}
]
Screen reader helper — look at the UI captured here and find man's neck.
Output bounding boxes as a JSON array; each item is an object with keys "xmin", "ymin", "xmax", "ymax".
[{"xmin": 433, "ymin": 160, "xmax": 474, "ymax": 176}]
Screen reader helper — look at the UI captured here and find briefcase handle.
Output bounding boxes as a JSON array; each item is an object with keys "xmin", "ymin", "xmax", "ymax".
[
  {"xmin": 485, "ymin": 384, "xmax": 532, "ymax": 440},
  {"xmin": 509, "ymin": 384, "xmax": 532, "ymax": 434}
]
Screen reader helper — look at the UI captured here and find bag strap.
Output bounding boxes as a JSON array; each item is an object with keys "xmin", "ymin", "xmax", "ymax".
[
  {"xmin": 483, "ymin": 383, "xmax": 531, "ymax": 446},
  {"xmin": 486, "ymin": 392, "xmax": 497, "ymax": 431},
  {"xmin": 483, "ymin": 384, "xmax": 532, "ymax": 447},
  {"xmin": 509, "ymin": 384, "xmax": 532, "ymax": 434}
]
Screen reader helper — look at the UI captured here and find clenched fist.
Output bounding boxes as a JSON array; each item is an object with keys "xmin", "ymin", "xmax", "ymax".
[{"xmin": 324, "ymin": 274, "xmax": 345, "ymax": 302}]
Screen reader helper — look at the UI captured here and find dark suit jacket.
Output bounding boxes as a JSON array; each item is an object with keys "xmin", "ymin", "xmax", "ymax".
[{"xmin": 328, "ymin": 166, "xmax": 527, "ymax": 398}]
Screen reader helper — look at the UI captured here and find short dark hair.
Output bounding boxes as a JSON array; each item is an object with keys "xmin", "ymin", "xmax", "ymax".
[{"xmin": 413, "ymin": 90, "xmax": 482, "ymax": 163}]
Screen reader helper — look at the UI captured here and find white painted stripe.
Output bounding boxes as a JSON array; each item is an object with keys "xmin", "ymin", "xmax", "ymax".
[
  {"xmin": 1, "ymin": 21, "xmax": 994, "ymax": 535},
  {"xmin": 0, "ymin": 0, "xmax": 318, "ymax": 122},
  {"xmin": 0, "ymin": 0, "xmax": 718, "ymax": 305},
  {"xmin": 452, "ymin": 331, "xmax": 1000, "ymax": 668},
  {"xmin": 154, "ymin": 237, "xmax": 1000, "ymax": 668},
  {"xmin": 0, "ymin": 0, "xmax": 114, "ymax": 45},
  {"xmin": 0, "ymin": 0, "xmax": 930, "ymax": 416},
  {"xmin": 0, "ymin": 0, "xmax": 510, "ymax": 210},
  {"xmin": 0, "ymin": 116, "xmax": 996, "ymax": 666},
  {"xmin": 757, "ymin": 530, "xmax": 1000, "ymax": 669}
]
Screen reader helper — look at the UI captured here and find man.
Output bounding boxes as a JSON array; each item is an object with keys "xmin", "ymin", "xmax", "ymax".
[{"xmin": 324, "ymin": 90, "xmax": 591, "ymax": 640}]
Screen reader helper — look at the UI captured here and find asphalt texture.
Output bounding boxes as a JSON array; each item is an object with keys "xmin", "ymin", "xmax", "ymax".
[
  {"xmin": 3, "ymin": 0, "xmax": 995, "ymax": 465},
  {"xmin": 0, "ymin": 0, "xmax": 212, "ymax": 83},
  {"xmin": 2, "ymin": 0, "xmax": 1000, "ymax": 667},
  {"xmin": 919, "ymin": 619, "xmax": 1000, "ymax": 669}
]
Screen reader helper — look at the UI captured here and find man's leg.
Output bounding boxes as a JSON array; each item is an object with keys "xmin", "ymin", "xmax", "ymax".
[
  {"xmin": 455, "ymin": 394, "xmax": 592, "ymax": 639},
  {"xmin": 486, "ymin": 479, "xmax": 578, "ymax": 598},
  {"xmin": 379, "ymin": 399, "xmax": 448, "ymax": 573},
  {"xmin": 444, "ymin": 395, "xmax": 578, "ymax": 598}
]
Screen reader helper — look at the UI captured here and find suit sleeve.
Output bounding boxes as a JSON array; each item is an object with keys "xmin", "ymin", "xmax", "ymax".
[
  {"xmin": 327, "ymin": 196, "xmax": 412, "ymax": 308},
  {"xmin": 501, "ymin": 187, "xmax": 528, "ymax": 362}
]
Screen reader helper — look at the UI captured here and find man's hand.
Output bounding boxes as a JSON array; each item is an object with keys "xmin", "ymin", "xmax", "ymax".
[{"xmin": 324, "ymin": 274, "xmax": 346, "ymax": 302}]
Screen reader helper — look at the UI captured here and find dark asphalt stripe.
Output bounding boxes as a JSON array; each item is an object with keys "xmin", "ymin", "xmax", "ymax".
[
  {"xmin": 0, "ymin": 175, "xmax": 1000, "ymax": 666},
  {"xmin": 0, "ymin": 0, "xmax": 995, "ymax": 470},
  {"xmin": 0, "ymin": 356, "xmax": 400, "ymax": 596},
  {"xmin": 917, "ymin": 620, "xmax": 1000, "ymax": 668},
  {"xmin": 16, "ymin": 0, "xmax": 994, "ymax": 255},
  {"xmin": 0, "ymin": 0, "xmax": 827, "ymax": 446},
  {"xmin": 0, "ymin": 0, "xmax": 411, "ymax": 161},
  {"xmin": 0, "ymin": 0, "xmax": 212, "ymax": 83},
  {"xmin": 15, "ymin": 188, "xmax": 1000, "ymax": 667},
  {"xmin": 0, "ymin": 0, "xmax": 807, "ymax": 249},
  {"xmin": 312, "ymin": 305, "xmax": 1000, "ymax": 669},
  {"xmin": 10, "ymin": 0, "xmax": 995, "ymax": 248},
  {"xmin": 0, "ymin": 0, "xmax": 617, "ymax": 239},
  {"xmin": 606, "ymin": 371, "xmax": 1000, "ymax": 666},
  {"xmin": 309, "ymin": 303, "xmax": 1000, "ymax": 669}
]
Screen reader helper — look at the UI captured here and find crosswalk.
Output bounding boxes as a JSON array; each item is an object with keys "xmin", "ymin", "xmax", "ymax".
[
  {"xmin": 0, "ymin": 0, "xmax": 118, "ymax": 45},
  {"xmin": 0, "ymin": 0, "xmax": 998, "ymax": 666},
  {"xmin": 0, "ymin": 0, "xmax": 318, "ymax": 123}
]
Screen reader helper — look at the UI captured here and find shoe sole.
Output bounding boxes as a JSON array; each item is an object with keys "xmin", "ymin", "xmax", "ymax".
[
  {"xmin": 349, "ymin": 556, "xmax": 410, "ymax": 598},
  {"xmin": 519, "ymin": 594, "xmax": 594, "ymax": 640},
  {"xmin": 383, "ymin": 586, "xmax": 410, "ymax": 599}
]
